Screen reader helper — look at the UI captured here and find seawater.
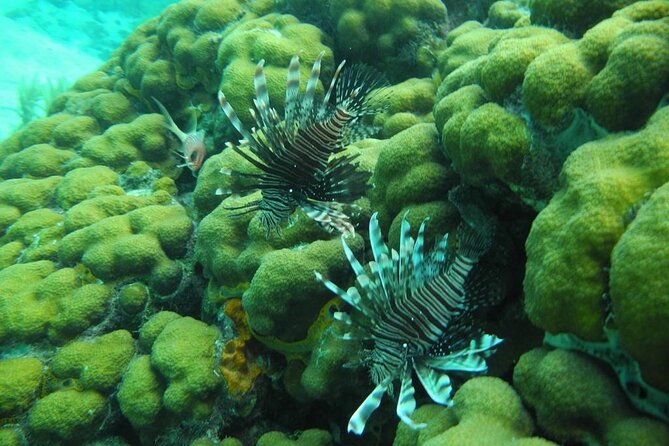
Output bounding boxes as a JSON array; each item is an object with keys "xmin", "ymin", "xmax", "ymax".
[{"xmin": 0, "ymin": 0, "xmax": 178, "ymax": 139}]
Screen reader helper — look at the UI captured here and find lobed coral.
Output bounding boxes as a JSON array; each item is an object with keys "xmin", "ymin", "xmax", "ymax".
[
  {"xmin": 1, "ymin": 0, "xmax": 668, "ymax": 444},
  {"xmin": 514, "ymin": 347, "xmax": 669, "ymax": 445},
  {"xmin": 393, "ymin": 377, "xmax": 556, "ymax": 446}
]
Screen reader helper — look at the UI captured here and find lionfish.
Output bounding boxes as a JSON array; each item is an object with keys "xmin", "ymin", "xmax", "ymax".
[
  {"xmin": 217, "ymin": 52, "xmax": 387, "ymax": 234},
  {"xmin": 316, "ymin": 213, "xmax": 502, "ymax": 434}
]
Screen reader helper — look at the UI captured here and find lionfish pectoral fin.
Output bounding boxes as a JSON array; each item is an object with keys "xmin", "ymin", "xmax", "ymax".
[
  {"xmin": 302, "ymin": 199, "xmax": 354, "ymax": 235},
  {"xmin": 424, "ymin": 349, "xmax": 489, "ymax": 373},
  {"xmin": 347, "ymin": 378, "xmax": 390, "ymax": 435},
  {"xmin": 471, "ymin": 334, "xmax": 504, "ymax": 355},
  {"xmin": 414, "ymin": 362, "xmax": 453, "ymax": 406},
  {"xmin": 397, "ymin": 372, "xmax": 427, "ymax": 430}
]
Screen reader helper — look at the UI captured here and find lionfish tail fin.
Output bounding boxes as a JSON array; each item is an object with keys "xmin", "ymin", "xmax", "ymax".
[{"xmin": 456, "ymin": 217, "xmax": 496, "ymax": 261}]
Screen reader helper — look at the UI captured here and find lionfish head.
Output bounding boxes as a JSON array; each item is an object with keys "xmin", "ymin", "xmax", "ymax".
[
  {"xmin": 316, "ymin": 212, "xmax": 502, "ymax": 434},
  {"xmin": 217, "ymin": 52, "xmax": 388, "ymax": 236}
]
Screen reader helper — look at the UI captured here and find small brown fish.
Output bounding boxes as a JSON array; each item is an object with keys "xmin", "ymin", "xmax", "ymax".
[{"xmin": 153, "ymin": 97, "xmax": 206, "ymax": 172}]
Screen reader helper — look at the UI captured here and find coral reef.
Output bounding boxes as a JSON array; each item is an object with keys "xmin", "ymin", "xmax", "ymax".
[
  {"xmin": 0, "ymin": 0, "xmax": 668, "ymax": 444},
  {"xmin": 514, "ymin": 347, "xmax": 669, "ymax": 445},
  {"xmin": 393, "ymin": 377, "xmax": 556, "ymax": 446}
]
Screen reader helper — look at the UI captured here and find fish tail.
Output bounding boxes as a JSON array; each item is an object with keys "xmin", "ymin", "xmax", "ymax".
[{"xmin": 152, "ymin": 97, "xmax": 186, "ymax": 140}]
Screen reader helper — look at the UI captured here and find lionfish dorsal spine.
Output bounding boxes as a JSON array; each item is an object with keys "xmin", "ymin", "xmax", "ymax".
[
  {"xmin": 369, "ymin": 214, "xmax": 393, "ymax": 299},
  {"xmin": 410, "ymin": 220, "xmax": 428, "ymax": 288},
  {"xmin": 218, "ymin": 91, "xmax": 255, "ymax": 150},
  {"xmin": 253, "ymin": 59, "xmax": 271, "ymax": 126},
  {"xmin": 301, "ymin": 51, "xmax": 324, "ymax": 123},
  {"xmin": 284, "ymin": 54, "xmax": 301, "ymax": 129},
  {"xmin": 322, "ymin": 59, "xmax": 346, "ymax": 110}
]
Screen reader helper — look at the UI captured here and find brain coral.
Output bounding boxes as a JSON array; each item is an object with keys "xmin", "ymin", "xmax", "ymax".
[
  {"xmin": 610, "ymin": 181, "xmax": 669, "ymax": 390},
  {"xmin": 514, "ymin": 347, "xmax": 669, "ymax": 445},
  {"xmin": 524, "ymin": 106, "xmax": 669, "ymax": 388},
  {"xmin": 393, "ymin": 377, "xmax": 556, "ymax": 446},
  {"xmin": 523, "ymin": 2, "xmax": 669, "ymax": 130}
]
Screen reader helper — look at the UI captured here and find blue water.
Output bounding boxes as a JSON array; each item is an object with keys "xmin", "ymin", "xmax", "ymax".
[{"xmin": 0, "ymin": 0, "xmax": 178, "ymax": 139}]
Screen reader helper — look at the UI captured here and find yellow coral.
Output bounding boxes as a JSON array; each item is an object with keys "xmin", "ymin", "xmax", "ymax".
[{"xmin": 220, "ymin": 299, "xmax": 261, "ymax": 397}]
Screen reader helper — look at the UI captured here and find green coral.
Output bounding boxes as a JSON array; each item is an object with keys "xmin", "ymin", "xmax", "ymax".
[
  {"xmin": 529, "ymin": 0, "xmax": 637, "ymax": 35},
  {"xmin": 513, "ymin": 347, "xmax": 669, "ymax": 445},
  {"xmin": 524, "ymin": 106, "xmax": 669, "ymax": 341},
  {"xmin": 0, "ymin": 428, "xmax": 22, "ymax": 446},
  {"xmin": 290, "ymin": 323, "xmax": 358, "ymax": 399},
  {"xmin": 610, "ymin": 181, "xmax": 669, "ymax": 390},
  {"xmin": 89, "ymin": 92, "xmax": 136, "ymax": 129},
  {"xmin": 0, "ymin": 262, "xmax": 113, "ymax": 344},
  {"xmin": 48, "ymin": 283, "xmax": 113, "ymax": 342},
  {"xmin": 138, "ymin": 310, "xmax": 182, "ymax": 351},
  {"xmin": 434, "ymin": 25, "xmax": 567, "ymax": 190},
  {"xmin": 150, "ymin": 316, "xmax": 222, "ymax": 415},
  {"xmin": 80, "ymin": 114, "xmax": 172, "ymax": 170},
  {"xmin": 368, "ymin": 123, "xmax": 457, "ymax": 231},
  {"xmin": 256, "ymin": 429, "xmax": 333, "ymax": 446},
  {"xmin": 480, "ymin": 27, "xmax": 569, "ymax": 102},
  {"xmin": 59, "ymin": 204, "xmax": 192, "ymax": 293},
  {"xmin": 50, "ymin": 330, "xmax": 135, "ymax": 392},
  {"xmin": 118, "ymin": 282, "xmax": 150, "ymax": 315},
  {"xmin": 585, "ymin": 30, "xmax": 669, "ymax": 130},
  {"xmin": 26, "ymin": 389, "xmax": 107, "ymax": 443},
  {"xmin": 0, "ymin": 357, "xmax": 44, "ymax": 417},
  {"xmin": 62, "ymin": 189, "xmax": 171, "ymax": 233},
  {"xmin": 523, "ymin": 5, "xmax": 669, "ymax": 130},
  {"xmin": 487, "ymin": 1, "xmax": 531, "ymax": 28},
  {"xmin": 394, "ymin": 377, "xmax": 555, "ymax": 446},
  {"xmin": 452, "ymin": 102, "xmax": 530, "ymax": 185},
  {"xmin": 521, "ymin": 42, "xmax": 594, "ymax": 127},
  {"xmin": 0, "ymin": 176, "xmax": 62, "ymax": 223},
  {"xmin": 437, "ymin": 22, "xmax": 501, "ymax": 77},
  {"xmin": 55, "ymin": 166, "xmax": 119, "ymax": 210},
  {"xmin": 51, "ymin": 115, "xmax": 101, "ymax": 149},
  {"xmin": 371, "ymin": 78, "xmax": 437, "ymax": 138},
  {"xmin": 329, "ymin": 0, "xmax": 447, "ymax": 79},
  {"xmin": 243, "ymin": 235, "xmax": 363, "ymax": 342},
  {"xmin": 117, "ymin": 355, "xmax": 165, "ymax": 429},
  {"xmin": 216, "ymin": 13, "xmax": 333, "ymax": 125},
  {"xmin": 0, "ymin": 144, "xmax": 76, "ymax": 179}
]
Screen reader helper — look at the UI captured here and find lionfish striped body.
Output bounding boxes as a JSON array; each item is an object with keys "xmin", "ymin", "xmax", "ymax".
[
  {"xmin": 218, "ymin": 52, "xmax": 387, "ymax": 234},
  {"xmin": 316, "ymin": 213, "xmax": 502, "ymax": 434}
]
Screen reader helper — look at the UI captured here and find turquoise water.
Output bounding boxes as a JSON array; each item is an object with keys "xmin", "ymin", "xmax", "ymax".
[{"xmin": 0, "ymin": 0, "xmax": 178, "ymax": 138}]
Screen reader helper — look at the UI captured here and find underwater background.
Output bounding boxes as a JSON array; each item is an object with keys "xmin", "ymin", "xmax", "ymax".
[{"xmin": 0, "ymin": 0, "xmax": 668, "ymax": 445}]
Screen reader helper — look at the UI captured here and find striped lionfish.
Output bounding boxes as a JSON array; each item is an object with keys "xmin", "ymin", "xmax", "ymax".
[
  {"xmin": 316, "ymin": 213, "xmax": 502, "ymax": 434},
  {"xmin": 217, "ymin": 52, "xmax": 387, "ymax": 234}
]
